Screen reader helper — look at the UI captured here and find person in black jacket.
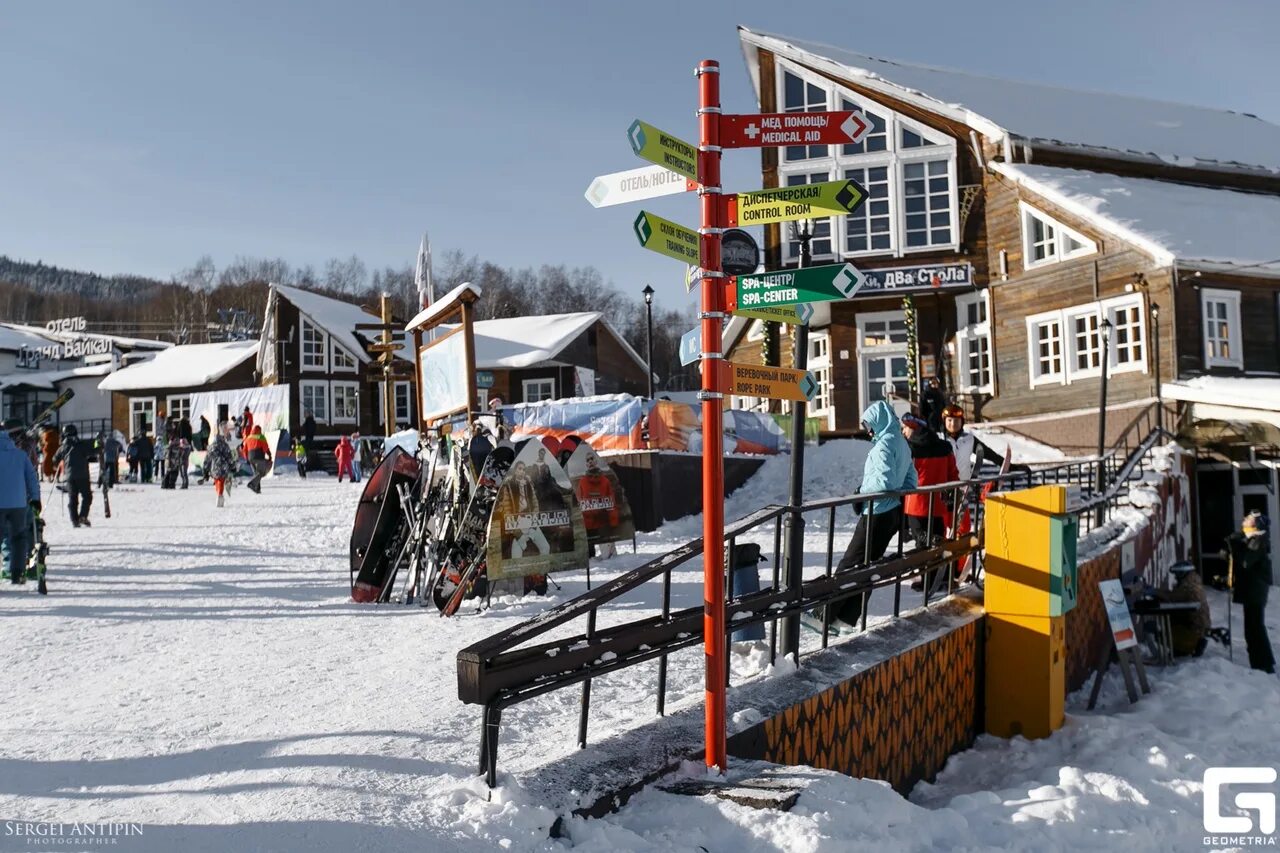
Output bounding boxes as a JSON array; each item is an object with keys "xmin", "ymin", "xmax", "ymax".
[
  {"xmin": 136, "ymin": 430, "xmax": 155, "ymax": 483},
  {"xmin": 302, "ymin": 410, "xmax": 316, "ymax": 472},
  {"xmin": 920, "ymin": 378, "xmax": 948, "ymax": 434},
  {"xmin": 53, "ymin": 424, "xmax": 96, "ymax": 527},
  {"xmin": 1226, "ymin": 511, "xmax": 1275, "ymax": 673}
]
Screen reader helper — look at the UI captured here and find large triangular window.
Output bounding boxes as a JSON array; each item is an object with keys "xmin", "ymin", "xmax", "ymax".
[{"xmin": 1020, "ymin": 202, "xmax": 1097, "ymax": 269}]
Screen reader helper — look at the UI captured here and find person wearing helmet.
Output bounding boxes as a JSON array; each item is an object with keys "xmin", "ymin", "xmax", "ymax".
[
  {"xmin": 941, "ymin": 404, "xmax": 1005, "ymax": 481},
  {"xmin": 53, "ymin": 423, "xmax": 95, "ymax": 527},
  {"xmin": 1153, "ymin": 561, "xmax": 1211, "ymax": 657},
  {"xmin": 1225, "ymin": 511, "xmax": 1275, "ymax": 673}
]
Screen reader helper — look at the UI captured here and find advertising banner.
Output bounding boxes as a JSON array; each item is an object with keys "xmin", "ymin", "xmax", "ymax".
[
  {"xmin": 505, "ymin": 395, "xmax": 645, "ymax": 452},
  {"xmin": 486, "ymin": 440, "xmax": 588, "ymax": 581},
  {"xmin": 564, "ymin": 441, "xmax": 635, "ymax": 546},
  {"xmin": 419, "ymin": 327, "xmax": 469, "ymax": 423},
  {"xmin": 188, "ymin": 385, "xmax": 290, "ymax": 436},
  {"xmin": 647, "ymin": 400, "xmax": 786, "ymax": 455}
]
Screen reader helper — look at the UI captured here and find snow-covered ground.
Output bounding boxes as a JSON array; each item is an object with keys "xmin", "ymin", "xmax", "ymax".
[{"xmin": 0, "ymin": 444, "xmax": 1276, "ymax": 852}]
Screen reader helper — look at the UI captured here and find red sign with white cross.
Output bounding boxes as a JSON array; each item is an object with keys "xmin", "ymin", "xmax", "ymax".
[{"xmin": 720, "ymin": 110, "xmax": 872, "ymax": 149}]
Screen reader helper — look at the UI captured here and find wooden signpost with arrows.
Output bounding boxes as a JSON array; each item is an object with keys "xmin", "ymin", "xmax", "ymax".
[
  {"xmin": 582, "ymin": 67, "xmax": 873, "ymax": 776},
  {"xmin": 356, "ymin": 295, "xmax": 414, "ymax": 437}
]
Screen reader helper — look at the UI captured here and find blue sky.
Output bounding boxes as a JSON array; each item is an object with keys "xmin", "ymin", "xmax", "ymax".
[{"xmin": 2, "ymin": 0, "xmax": 1277, "ymax": 310}]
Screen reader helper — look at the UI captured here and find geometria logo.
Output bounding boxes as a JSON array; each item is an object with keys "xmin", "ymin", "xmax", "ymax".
[{"xmin": 1204, "ymin": 767, "xmax": 1277, "ymax": 847}]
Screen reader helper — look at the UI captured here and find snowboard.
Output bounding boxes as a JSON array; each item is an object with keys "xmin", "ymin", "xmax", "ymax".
[
  {"xmin": 432, "ymin": 444, "xmax": 516, "ymax": 615},
  {"xmin": 349, "ymin": 446, "xmax": 422, "ymax": 603}
]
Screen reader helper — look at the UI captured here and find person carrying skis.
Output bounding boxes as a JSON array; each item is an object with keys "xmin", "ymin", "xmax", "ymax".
[
  {"xmin": 335, "ymin": 434, "xmax": 357, "ymax": 483},
  {"xmin": 243, "ymin": 425, "xmax": 272, "ymax": 494},
  {"xmin": 206, "ymin": 422, "xmax": 237, "ymax": 507},
  {"xmin": 1225, "ymin": 511, "xmax": 1275, "ymax": 674},
  {"xmin": 1, "ymin": 419, "xmax": 40, "ymax": 584},
  {"xmin": 293, "ymin": 438, "xmax": 308, "ymax": 478},
  {"xmin": 829, "ymin": 400, "xmax": 917, "ymax": 628},
  {"xmin": 900, "ymin": 414, "xmax": 959, "ymax": 591},
  {"xmin": 941, "ymin": 405, "xmax": 1007, "ymax": 481},
  {"xmin": 96, "ymin": 430, "xmax": 122, "ymax": 491},
  {"xmin": 53, "ymin": 424, "xmax": 95, "ymax": 527}
]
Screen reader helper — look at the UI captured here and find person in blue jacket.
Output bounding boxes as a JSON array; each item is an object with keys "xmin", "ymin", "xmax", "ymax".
[
  {"xmin": 1, "ymin": 419, "xmax": 41, "ymax": 584},
  {"xmin": 833, "ymin": 400, "xmax": 917, "ymax": 626}
]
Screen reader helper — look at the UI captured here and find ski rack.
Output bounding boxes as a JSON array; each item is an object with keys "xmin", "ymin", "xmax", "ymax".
[{"xmin": 458, "ymin": 413, "xmax": 1173, "ymax": 788}]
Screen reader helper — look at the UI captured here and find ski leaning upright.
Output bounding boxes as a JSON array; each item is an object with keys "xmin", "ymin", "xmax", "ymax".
[{"xmin": 432, "ymin": 444, "xmax": 516, "ymax": 616}]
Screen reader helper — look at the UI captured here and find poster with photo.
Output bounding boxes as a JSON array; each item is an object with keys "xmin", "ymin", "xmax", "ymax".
[
  {"xmin": 564, "ymin": 441, "xmax": 635, "ymax": 546},
  {"xmin": 486, "ymin": 439, "xmax": 588, "ymax": 581}
]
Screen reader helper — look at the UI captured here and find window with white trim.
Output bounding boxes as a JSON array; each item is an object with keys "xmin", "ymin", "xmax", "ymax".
[
  {"xmin": 166, "ymin": 395, "xmax": 191, "ymax": 423},
  {"xmin": 777, "ymin": 61, "xmax": 958, "ymax": 264},
  {"xmin": 808, "ymin": 332, "xmax": 833, "ymax": 418},
  {"xmin": 1065, "ymin": 306, "xmax": 1103, "ymax": 378},
  {"xmin": 1020, "ymin": 202, "xmax": 1097, "ymax": 270},
  {"xmin": 332, "ymin": 342, "xmax": 357, "ymax": 372},
  {"xmin": 1026, "ymin": 312, "xmax": 1065, "ymax": 386},
  {"xmin": 1108, "ymin": 300, "xmax": 1145, "ymax": 369},
  {"xmin": 954, "ymin": 291, "xmax": 992, "ymax": 393},
  {"xmin": 1201, "ymin": 288, "xmax": 1242, "ymax": 368},
  {"xmin": 300, "ymin": 319, "xmax": 327, "ymax": 371},
  {"xmin": 331, "ymin": 381, "xmax": 359, "ymax": 422},
  {"xmin": 522, "ymin": 378, "xmax": 555, "ymax": 403},
  {"xmin": 379, "ymin": 381, "xmax": 413, "ymax": 426},
  {"xmin": 300, "ymin": 381, "xmax": 328, "ymax": 423}
]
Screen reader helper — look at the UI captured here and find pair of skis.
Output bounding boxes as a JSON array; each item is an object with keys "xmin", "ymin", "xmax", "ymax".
[{"xmin": 433, "ymin": 443, "xmax": 516, "ymax": 616}]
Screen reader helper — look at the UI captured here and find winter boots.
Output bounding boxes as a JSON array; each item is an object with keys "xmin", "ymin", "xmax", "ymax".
[{"xmin": 217, "ymin": 493, "xmax": 225, "ymax": 508}]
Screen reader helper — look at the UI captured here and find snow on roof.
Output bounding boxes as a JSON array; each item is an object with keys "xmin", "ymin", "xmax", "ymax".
[
  {"xmin": 993, "ymin": 163, "xmax": 1280, "ymax": 275},
  {"xmin": 405, "ymin": 282, "xmax": 483, "ymax": 332},
  {"xmin": 0, "ymin": 323, "xmax": 171, "ymax": 353},
  {"xmin": 739, "ymin": 27, "xmax": 1280, "ymax": 175},
  {"xmin": 1162, "ymin": 375, "xmax": 1280, "ymax": 412},
  {"xmin": 470, "ymin": 312, "xmax": 603, "ymax": 370},
  {"xmin": 98, "ymin": 340, "xmax": 258, "ymax": 391},
  {"xmin": 272, "ymin": 283, "xmax": 371, "ymax": 363},
  {"xmin": 0, "ymin": 363, "xmax": 113, "ymax": 391},
  {"xmin": 0, "ymin": 324, "xmax": 58, "ymax": 353}
]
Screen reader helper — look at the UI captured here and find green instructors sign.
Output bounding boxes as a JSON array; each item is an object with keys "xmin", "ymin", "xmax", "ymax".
[
  {"xmin": 627, "ymin": 119, "xmax": 698, "ymax": 183},
  {"xmin": 732, "ymin": 262, "xmax": 865, "ymax": 309}
]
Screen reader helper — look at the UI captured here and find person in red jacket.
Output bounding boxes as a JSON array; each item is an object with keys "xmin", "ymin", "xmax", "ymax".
[
  {"xmin": 335, "ymin": 435, "xmax": 356, "ymax": 483},
  {"xmin": 901, "ymin": 414, "xmax": 959, "ymax": 592},
  {"xmin": 242, "ymin": 425, "xmax": 273, "ymax": 494}
]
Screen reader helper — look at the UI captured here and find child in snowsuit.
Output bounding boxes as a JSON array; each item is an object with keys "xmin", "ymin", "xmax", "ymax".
[
  {"xmin": 293, "ymin": 439, "xmax": 308, "ymax": 479},
  {"xmin": 335, "ymin": 435, "xmax": 356, "ymax": 483}
]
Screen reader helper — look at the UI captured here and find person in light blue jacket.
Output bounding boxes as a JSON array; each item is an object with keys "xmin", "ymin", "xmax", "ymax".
[
  {"xmin": 833, "ymin": 400, "xmax": 917, "ymax": 626},
  {"xmin": 0, "ymin": 420, "xmax": 41, "ymax": 583}
]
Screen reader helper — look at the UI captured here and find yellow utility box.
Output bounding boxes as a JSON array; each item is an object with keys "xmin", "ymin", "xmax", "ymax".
[{"xmin": 983, "ymin": 485, "xmax": 1077, "ymax": 739}]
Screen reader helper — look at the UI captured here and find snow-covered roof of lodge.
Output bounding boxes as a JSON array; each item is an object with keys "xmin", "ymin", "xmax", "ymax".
[
  {"xmin": 272, "ymin": 283, "xmax": 372, "ymax": 364},
  {"xmin": 462, "ymin": 312, "xmax": 647, "ymax": 373},
  {"xmin": 1163, "ymin": 376, "xmax": 1280, "ymax": 412},
  {"xmin": 0, "ymin": 363, "xmax": 113, "ymax": 391},
  {"xmin": 993, "ymin": 163, "xmax": 1280, "ymax": 276},
  {"xmin": 739, "ymin": 27, "xmax": 1280, "ymax": 175},
  {"xmin": 0, "ymin": 323, "xmax": 170, "ymax": 353},
  {"xmin": 98, "ymin": 340, "xmax": 258, "ymax": 392}
]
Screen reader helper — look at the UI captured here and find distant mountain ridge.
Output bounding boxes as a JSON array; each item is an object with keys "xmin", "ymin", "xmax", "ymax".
[{"xmin": 0, "ymin": 255, "xmax": 168, "ymax": 302}]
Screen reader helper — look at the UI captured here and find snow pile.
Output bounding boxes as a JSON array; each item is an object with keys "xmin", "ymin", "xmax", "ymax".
[{"xmin": 97, "ymin": 340, "xmax": 259, "ymax": 391}]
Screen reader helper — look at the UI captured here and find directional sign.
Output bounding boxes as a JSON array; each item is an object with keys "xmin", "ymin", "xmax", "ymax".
[
  {"xmin": 627, "ymin": 120, "xmax": 698, "ymax": 183},
  {"xmin": 724, "ymin": 179, "xmax": 867, "ymax": 227},
  {"xmin": 720, "ymin": 110, "xmax": 872, "ymax": 149},
  {"xmin": 584, "ymin": 164, "xmax": 697, "ymax": 208},
  {"xmin": 731, "ymin": 263, "xmax": 865, "ymax": 310},
  {"xmin": 679, "ymin": 327, "xmax": 700, "ymax": 366},
  {"xmin": 685, "ymin": 265, "xmax": 704, "ymax": 293},
  {"xmin": 633, "ymin": 211, "xmax": 700, "ymax": 265},
  {"xmin": 730, "ymin": 302, "xmax": 814, "ymax": 326},
  {"xmin": 724, "ymin": 361, "xmax": 818, "ymax": 403}
]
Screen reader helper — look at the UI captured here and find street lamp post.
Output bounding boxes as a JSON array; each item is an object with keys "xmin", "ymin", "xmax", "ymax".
[
  {"xmin": 780, "ymin": 219, "xmax": 813, "ymax": 660},
  {"xmin": 1095, "ymin": 317, "xmax": 1113, "ymax": 528},
  {"xmin": 1151, "ymin": 303, "xmax": 1163, "ymax": 433},
  {"xmin": 642, "ymin": 285, "xmax": 655, "ymax": 398}
]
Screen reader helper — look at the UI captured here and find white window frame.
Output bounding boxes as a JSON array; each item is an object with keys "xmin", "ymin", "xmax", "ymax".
[
  {"xmin": 331, "ymin": 341, "xmax": 357, "ymax": 372},
  {"xmin": 808, "ymin": 330, "xmax": 834, "ymax": 425},
  {"xmin": 377, "ymin": 381, "xmax": 413, "ymax": 426},
  {"xmin": 1020, "ymin": 202, "xmax": 1097, "ymax": 271},
  {"xmin": 776, "ymin": 60, "xmax": 959, "ymax": 265},
  {"xmin": 954, "ymin": 290, "xmax": 993, "ymax": 393},
  {"xmin": 129, "ymin": 397, "xmax": 156, "ymax": 437},
  {"xmin": 299, "ymin": 318, "xmax": 327, "ymax": 372},
  {"xmin": 1026, "ymin": 310, "xmax": 1066, "ymax": 387},
  {"xmin": 856, "ymin": 310, "xmax": 910, "ymax": 352},
  {"xmin": 522, "ymin": 378, "xmax": 555, "ymax": 403},
  {"xmin": 1064, "ymin": 304, "xmax": 1104, "ymax": 381},
  {"xmin": 331, "ymin": 381, "xmax": 359, "ymax": 423},
  {"xmin": 300, "ymin": 380, "xmax": 329, "ymax": 424},
  {"xmin": 165, "ymin": 395, "xmax": 192, "ymax": 424},
  {"xmin": 1103, "ymin": 295, "xmax": 1148, "ymax": 375},
  {"xmin": 1201, "ymin": 288, "xmax": 1243, "ymax": 369}
]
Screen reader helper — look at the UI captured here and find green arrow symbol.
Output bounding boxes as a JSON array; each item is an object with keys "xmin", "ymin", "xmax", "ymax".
[
  {"xmin": 834, "ymin": 180, "xmax": 865, "ymax": 213},
  {"xmin": 800, "ymin": 372, "xmax": 818, "ymax": 402},
  {"xmin": 633, "ymin": 212, "xmax": 652, "ymax": 246},
  {"xmin": 627, "ymin": 120, "xmax": 646, "ymax": 155}
]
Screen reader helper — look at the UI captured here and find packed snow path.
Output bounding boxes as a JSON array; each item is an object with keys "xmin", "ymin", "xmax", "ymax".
[{"xmin": 2, "ymin": 445, "xmax": 1277, "ymax": 852}]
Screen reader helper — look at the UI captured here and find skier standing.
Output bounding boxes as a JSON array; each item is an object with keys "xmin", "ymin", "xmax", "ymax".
[
  {"xmin": 136, "ymin": 431, "xmax": 155, "ymax": 483},
  {"xmin": 53, "ymin": 424, "xmax": 95, "ymax": 527},
  {"xmin": 96, "ymin": 431, "xmax": 122, "ymax": 492},
  {"xmin": 176, "ymin": 435, "xmax": 192, "ymax": 489},
  {"xmin": 1, "ymin": 419, "xmax": 40, "ymax": 584},
  {"xmin": 155, "ymin": 429, "xmax": 167, "ymax": 483},
  {"xmin": 206, "ymin": 422, "xmax": 237, "ymax": 507},
  {"xmin": 335, "ymin": 435, "xmax": 357, "ymax": 483},
  {"xmin": 901, "ymin": 414, "xmax": 959, "ymax": 591},
  {"xmin": 942, "ymin": 404, "xmax": 1012, "ymax": 480},
  {"xmin": 1225, "ymin": 511, "xmax": 1275, "ymax": 673},
  {"xmin": 243, "ymin": 425, "xmax": 272, "ymax": 494}
]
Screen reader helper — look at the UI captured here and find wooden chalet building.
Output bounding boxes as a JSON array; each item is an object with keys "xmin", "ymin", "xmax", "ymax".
[
  {"xmin": 725, "ymin": 28, "xmax": 1280, "ymax": 559},
  {"xmin": 470, "ymin": 312, "xmax": 649, "ymax": 407},
  {"xmin": 257, "ymin": 283, "xmax": 417, "ymax": 438}
]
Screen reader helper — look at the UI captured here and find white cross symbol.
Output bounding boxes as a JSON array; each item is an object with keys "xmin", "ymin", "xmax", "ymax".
[{"xmin": 743, "ymin": 122, "xmax": 760, "ymax": 140}]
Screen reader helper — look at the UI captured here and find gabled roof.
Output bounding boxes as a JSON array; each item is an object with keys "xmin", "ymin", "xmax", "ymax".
[
  {"xmin": 0, "ymin": 363, "xmax": 113, "ymax": 391},
  {"xmin": 272, "ymin": 283, "xmax": 372, "ymax": 364},
  {"xmin": 98, "ymin": 340, "xmax": 258, "ymax": 392},
  {"xmin": 739, "ymin": 27, "xmax": 1280, "ymax": 176},
  {"xmin": 993, "ymin": 163, "xmax": 1280, "ymax": 277},
  {"xmin": 468, "ymin": 312, "xmax": 648, "ymax": 373}
]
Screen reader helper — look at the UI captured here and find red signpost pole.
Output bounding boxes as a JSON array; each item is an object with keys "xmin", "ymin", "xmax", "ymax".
[{"xmin": 696, "ymin": 58, "xmax": 727, "ymax": 774}]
